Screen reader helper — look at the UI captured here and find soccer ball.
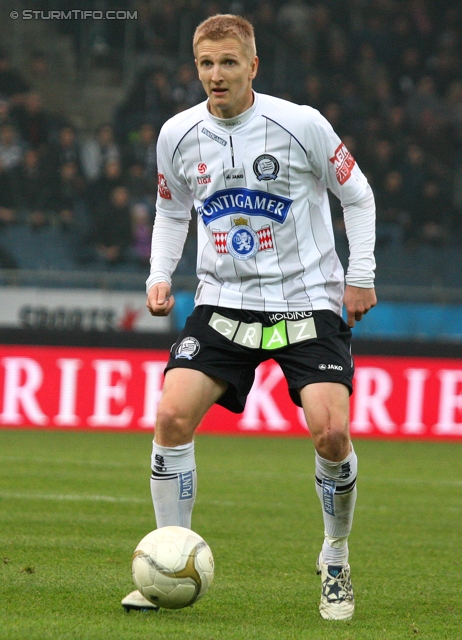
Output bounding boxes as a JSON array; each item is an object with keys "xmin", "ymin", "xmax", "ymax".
[{"xmin": 131, "ymin": 526, "xmax": 214, "ymax": 609}]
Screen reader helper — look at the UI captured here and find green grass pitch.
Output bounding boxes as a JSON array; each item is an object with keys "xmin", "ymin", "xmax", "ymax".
[{"xmin": 0, "ymin": 429, "xmax": 461, "ymax": 640}]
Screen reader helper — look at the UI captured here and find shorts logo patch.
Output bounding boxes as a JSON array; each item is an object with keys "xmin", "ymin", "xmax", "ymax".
[
  {"xmin": 175, "ymin": 336, "xmax": 200, "ymax": 359},
  {"xmin": 209, "ymin": 313, "xmax": 317, "ymax": 349},
  {"xmin": 179, "ymin": 471, "xmax": 194, "ymax": 500},
  {"xmin": 253, "ymin": 154, "xmax": 280, "ymax": 181}
]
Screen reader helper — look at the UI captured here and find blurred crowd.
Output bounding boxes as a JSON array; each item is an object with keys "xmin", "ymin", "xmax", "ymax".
[{"xmin": 0, "ymin": 0, "xmax": 461, "ymax": 274}]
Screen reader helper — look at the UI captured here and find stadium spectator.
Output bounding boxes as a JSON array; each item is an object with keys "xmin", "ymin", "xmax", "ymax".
[
  {"xmin": 0, "ymin": 50, "xmax": 29, "ymax": 105},
  {"xmin": 250, "ymin": 1, "xmax": 279, "ymax": 91},
  {"xmin": 91, "ymin": 185, "xmax": 133, "ymax": 266},
  {"xmin": 81, "ymin": 123, "xmax": 121, "ymax": 183},
  {"xmin": 409, "ymin": 178, "xmax": 455, "ymax": 246},
  {"xmin": 132, "ymin": 0, "xmax": 157, "ymax": 54},
  {"xmin": 277, "ymin": 0, "xmax": 314, "ymax": 52},
  {"xmin": 86, "ymin": 158, "xmax": 125, "ymax": 220},
  {"xmin": 171, "ymin": 63, "xmax": 204, "ymax": 111},
  {"xmin": 296, "ymin": 73, "xmax": 327, "ymax": 113},
  {"xmin": 0, "ymin": 123, "xmax": 26, "ymax": 170},
  {"xmin": 399, "ymin": 143, "xmax": 429, "ymax": 210},
  {"xmin": 46, "ymin": 125, "xmax": 84, "ymax": 177},
  {"xmin": 150, "ymin": 3, "xmax": 182, "ymax": 58},
  {"xmin": 130, "ymin": 202, "xmax": 152, "ymax": 267},
  {"xmin": 375, "ymin": 170, "xmax": 409, "ymax": 248},
  {"xmin": 10, "ymin": 148, "xmax": 51, "ymax": 220},
  {"xmin": 10, "ymin": 91, "xmax": 51, "ymax": 151},
  {"xmin": 0, "ymin": 95, "xmax": 11, "ymax": 128},
  {"xmin": 123, "ymin": 122, "xmax": 157, "ymax": 178},
  {"xmin": 50, "ymin": 160, "xmax": 87, "ymax": 228},
  {"xmin": 124, "ymin": 161, "xmax": 156, "ymax": 210},
  {"xmin": 0, "ymin": 159, "xmax": 16, "ymax": 225},
  {"xmin": 115, "ymin": 68, "xmax": 173, "ymax": 138}
]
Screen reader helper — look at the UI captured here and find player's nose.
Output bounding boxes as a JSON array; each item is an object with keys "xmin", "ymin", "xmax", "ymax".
[{"xmin": 210, "ymin": 63, "xmax": 223, "ymax": 82}]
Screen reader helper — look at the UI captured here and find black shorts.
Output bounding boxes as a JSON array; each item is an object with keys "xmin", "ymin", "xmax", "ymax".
[{"xmin": 165, "ymin": 305, "xmax": 354, "ymax": 414}]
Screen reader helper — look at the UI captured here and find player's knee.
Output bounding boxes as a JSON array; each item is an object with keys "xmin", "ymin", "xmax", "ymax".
[
  {"xmin": 155, "ymin": 402, "xmax": 191, "ymax": 442},
  {"xmin": 313, "ymin": 421, "xmax": 350, "ymax": 461}
]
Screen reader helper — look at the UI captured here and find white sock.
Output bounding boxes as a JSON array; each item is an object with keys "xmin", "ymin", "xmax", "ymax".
[
  {"xmin": 322, "ymin": 535, "xmax": 349, "ymax": 566},
  {"xmin": 150, "ymin": 441, "xmax": 196, "ymax": 529},
  {"xmin": 315, "ymin": 446, "xmax": 358, "ymax": 565}
]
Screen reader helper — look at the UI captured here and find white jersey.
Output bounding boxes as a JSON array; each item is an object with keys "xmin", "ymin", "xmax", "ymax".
[{"xmin": 150, "ymin": 92, "xmax": 375, "ymax": 315}]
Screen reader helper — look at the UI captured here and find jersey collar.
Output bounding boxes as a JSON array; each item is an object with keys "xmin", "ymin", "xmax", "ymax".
[{"xmin": 206, "ymin": 92, "xmax": 258, "ymax": 131}]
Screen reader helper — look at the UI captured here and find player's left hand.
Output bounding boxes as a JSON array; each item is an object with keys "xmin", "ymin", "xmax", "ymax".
[{"xmin": 343, "ymin": 285, "xmax": 377, "ymax": 327}]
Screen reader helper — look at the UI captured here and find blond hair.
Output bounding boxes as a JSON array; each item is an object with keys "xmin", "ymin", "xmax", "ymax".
[{"xmin": 193, "ymin": 14, "xmax": 256, "ymax": 60}]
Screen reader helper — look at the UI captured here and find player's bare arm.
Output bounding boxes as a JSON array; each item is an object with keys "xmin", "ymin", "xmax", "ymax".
[
  {"xmin": 146, "ymin": 282, "xmax": 175, "ymax": 316},
  {"xmin": 343, "ymin": 285, "xmax": 377, "ymax": 327}
]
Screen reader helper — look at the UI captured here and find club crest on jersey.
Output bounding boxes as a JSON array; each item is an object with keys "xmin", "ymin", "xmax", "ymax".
[
  {"xmin": 227, "ymin": 219, "xmax": 259, "ymax": 261},
  {"xmin": 253, "ymin": 154, "xmax": 280, "ymax": 181},
  {"xmin": 175, "ymin": 336, "xmax": 200, "ymax": 359},
  {"xmin": 213, "ymin": 217, "xmax": 274, "ymax": 260}
]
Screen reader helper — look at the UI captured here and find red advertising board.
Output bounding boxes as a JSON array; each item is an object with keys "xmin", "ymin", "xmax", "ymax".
[{"xmin": 1, "ymin": 345, "xmax": 462, "ymax": 439}]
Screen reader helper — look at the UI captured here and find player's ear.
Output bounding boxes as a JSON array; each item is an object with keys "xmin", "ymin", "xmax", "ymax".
[{"xmin": 249, "ymin": 56, "xmax": 259, "ymax": 80}]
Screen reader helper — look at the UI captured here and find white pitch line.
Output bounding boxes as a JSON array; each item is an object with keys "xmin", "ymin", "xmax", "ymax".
[
  {"xmin": 0, "ymin": 491, "xmax": 295, "ymax": 511},
  {"xmin": 360, "ymin": 476, "xmax": 462, "ymax": 487},
  {"xmin": 0, "ymin": 456, "xmax": 147, "ymax": 469},
  {"xmin": 0, "ymin": 491, "xmax": 149, "ymax": 504}
]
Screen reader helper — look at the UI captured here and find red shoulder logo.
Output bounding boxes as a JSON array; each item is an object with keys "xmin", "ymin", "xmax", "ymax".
[
  {"xmin": 330, "ymin": 143, "xmax": 356, "ymax": 185},
  {"xmin": 157, "ymin": 173, "xmax": 172, "ymax": 199}
]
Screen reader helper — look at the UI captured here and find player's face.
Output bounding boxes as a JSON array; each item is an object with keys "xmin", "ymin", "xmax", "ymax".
[{"xmin": 195, "ymin": 38, "xmax": 258, "ymax": 119}]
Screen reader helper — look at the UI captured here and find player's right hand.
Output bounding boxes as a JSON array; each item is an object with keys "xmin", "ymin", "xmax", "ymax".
[{"xmin": 146, "ymin": 282, "xmax": 175, "ymax": 316}]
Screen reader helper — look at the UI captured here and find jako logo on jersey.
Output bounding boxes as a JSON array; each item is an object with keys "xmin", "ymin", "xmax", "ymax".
[
  {"xmin": 218, "ymin": 119, "xmax": 241, "ymax": 127},
  {"xmin": 175, "ymin": 336, "xmax": 200, "ymax": 359},
  {"xmin": 157, "ymin": 173, "xmax": 172, "ymax": 199},
  {"xmin": 319, "ymin": 363, "xmax": 343, "ymax": 371},
  {"xmin": 225, "ymin": 173, "xmax": 244, "ymax": 180},
  {"xmin": 253, "ymin": 154, "xmax": 280, "ymax": 181},
  {"xmin": 196, "ymin": 187, "xmax": 293, "ymax": 226},
  {"xmin": 198, "ymin": 163, "xmax": 207, "ymax": 174},
  {"xmin": 201, "ymin": 127, "xmax": 227, "ymax": 146},
  {"xmin": 330, "ymin": 142, "xmax": 356, "ymax": 185}
]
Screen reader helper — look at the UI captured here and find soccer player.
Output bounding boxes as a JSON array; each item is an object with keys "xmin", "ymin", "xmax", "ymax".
[{"xmin": 122, "ymin": 14, "xmax": 376, "ymax": 620}]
